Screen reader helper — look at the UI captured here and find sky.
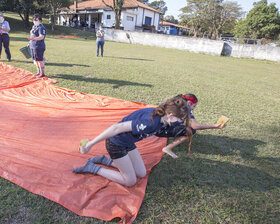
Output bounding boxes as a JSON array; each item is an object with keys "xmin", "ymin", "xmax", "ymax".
[{"xmin": 164, "ymin": 0, "xmax": 280, "ymax": 19}]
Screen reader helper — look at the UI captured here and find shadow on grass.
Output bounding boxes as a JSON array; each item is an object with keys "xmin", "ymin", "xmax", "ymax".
[
  {"xmin": 10, "ymin": 36, "xmax": 29, "ymax": 42},
  {"xmin": 154, "ymin": 158, "xmax": 279, "ymax": 192},
  {"xmin": 193, "ymin": 134, "xmax": 265, "ymax": 159},
  {"xmin": 52, "ymin": 74, "xmax": 153, "ymax": 88},
  {"xmin": 10, "ymin": 36, "xmax": 30, "ymax": 42},
  {"xmin": 11, "ymin": 60, "xmax": 90, "ymax": 67},
  {"xmin": 153, "ymin": 134, "xmax": 280, "ymax": 192},
  {"xmin": 104, "ymin": 56, "xmax": 154, "ymax": 62}
]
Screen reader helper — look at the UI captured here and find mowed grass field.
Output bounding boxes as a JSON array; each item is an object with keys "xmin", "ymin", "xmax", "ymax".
[{"xmin": 1, "ymin": 12, "xmax": 280, "ymax": 223}]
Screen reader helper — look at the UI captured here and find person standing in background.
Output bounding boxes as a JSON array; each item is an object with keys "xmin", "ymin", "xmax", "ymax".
[
  {"xmin": 28, "ymin": 14, "xmax": 47, "ymax": 78},
  {"xmin": 0, "ymin": 12, "xmax": 11, "ymax": 62},
  {"xmin": 96, "ymin": 26, "xmax": 105, "ymax": 57}
]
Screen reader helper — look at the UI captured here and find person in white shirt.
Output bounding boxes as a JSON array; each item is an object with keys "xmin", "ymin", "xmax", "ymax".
[
  {"xmin": 0, "ymin": 12, "xmax": 11, "ymax": 61},
  {"xmin": 96, "ymin": 26, "xmax": 105, "ymax": 57}
]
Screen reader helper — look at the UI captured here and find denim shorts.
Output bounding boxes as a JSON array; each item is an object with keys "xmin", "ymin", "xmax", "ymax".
[
  {"xmin": 105, "ymin": 139, "xmax": 136, "ymax": 160},
  {"xmin": 30, "ymin": 48, "xmax": 45, "ymax": 61}
]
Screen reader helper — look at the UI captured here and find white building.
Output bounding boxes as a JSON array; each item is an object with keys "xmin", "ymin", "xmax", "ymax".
[{"xmin": 58, "ymin": 0, "xmax": 161, "ymax": 32}]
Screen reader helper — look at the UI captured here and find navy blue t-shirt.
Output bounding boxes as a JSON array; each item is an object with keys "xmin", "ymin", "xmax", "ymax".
[
  {"xmin": 30, "ymin": 24, "xmax": 46, "ymax": 49},
  {"xmin": 110, "ymin": 108, "xmax": 163, "ymax": 147},
  {"xmin": 155, "ymin": 104, "xmax": 196, "ymax": 137}
]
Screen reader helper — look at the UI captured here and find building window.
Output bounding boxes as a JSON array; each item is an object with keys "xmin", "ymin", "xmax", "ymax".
[
  {"xmin": 107, "ymin": 15, "xmax": 111, "ymax": 20},
  {"xmin": 127, "ymin": 16, "xmax": 134, "ymax": 21}
]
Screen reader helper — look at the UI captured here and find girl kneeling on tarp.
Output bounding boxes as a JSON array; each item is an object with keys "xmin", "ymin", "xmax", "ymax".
[{"xmin": 74, "ymin": 96, "xmax": 192, "ymax": 187}]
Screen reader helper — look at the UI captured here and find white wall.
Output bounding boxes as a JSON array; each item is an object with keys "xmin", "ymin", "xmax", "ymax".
[
  {"xmin": 225, "ymin": 43, "xmax": 280, "ymax": 62},
  {"xmin": 101, "ymin": 7, "xmax": 160, "ymax": 31},
  {"xmin": 136, "ymin": 8, "xmax": 144, "ymax": 27},
  {"xmin": 104, "ymin": 29, "xmax": 224, "ymax": 56},
  {"xmin": 159, "ymin": 26, "xmax": 170, "ymax": 34},
  {"xmin": 102, "ymin": 11, "xmax": 115, "ymax": 28},
  {"xmin": 136, "ymin": 7, "xmax": 159, "ymax": 29},
  {"xmin": 103, "ymin": 28, "xmax": 280, "ymax": 62},
  {"xmin": 122, "ymin": 9, "xmax": 137, "ymax": 31},
  {"xmin": 153, "ymin": 13, "xmax": 160, "ymax": 30}
]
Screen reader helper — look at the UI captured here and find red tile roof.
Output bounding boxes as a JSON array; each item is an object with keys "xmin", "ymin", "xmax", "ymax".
[
  {"xmin": 68, "ymin": 0, "xmax": 161, "ymax": 14},
  {"xmin": 159, "ymin": 20, "xmax": 189, "ymax": 29}
]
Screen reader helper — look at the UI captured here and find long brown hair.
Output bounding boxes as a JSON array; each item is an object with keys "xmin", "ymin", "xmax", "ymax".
[{"xmin": 151, "ymin": 96, "xmax": 193, "ymax": 152}]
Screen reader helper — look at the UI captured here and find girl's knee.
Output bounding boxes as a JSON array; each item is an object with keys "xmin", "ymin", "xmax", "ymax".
[
  {"xmin": 136, "ymin": 168, "xmax": 146, "ymax": 178},
  {"xmin": 124, "ymin": 176, "xmax": 137, "ymax": 187}
]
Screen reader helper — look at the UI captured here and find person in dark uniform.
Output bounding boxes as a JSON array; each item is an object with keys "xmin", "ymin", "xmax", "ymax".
[
  {"xmin": 0, "ymin": 12, "xmax": 11, "ymax": 61},
  {"xmin": 155, "ymin": 94, "xmax": 225, "ymax": 158},
  {"xmin": 74, "ymin": 96, "xmax": 192, "ymax": 187},
  {"xmin": 28, "ymin": 14, "xmax": 47, "ymax": 78}
]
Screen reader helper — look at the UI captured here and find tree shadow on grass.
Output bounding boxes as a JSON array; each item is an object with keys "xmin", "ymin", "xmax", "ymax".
[
  {"xmin": 153, "ymin": 134, "xmax": 280, "ymax": 192},
  {"xmin": 11, "ymin": 59, "xmax": 90, "ymax": 67},
  {"xmin": 52, "ymin": 74, "xmax": 153, "ymax": 88},
  {"xmin": 154, "ymin": 158, "xmax": 279, "ymax": 192},
  {"xmin": 10, "ymin": 36, "xmax": 30, "ymax": 42},
  {"xmin": 104, "ymin": 56, "xmax": 154, "ymax": 62}
]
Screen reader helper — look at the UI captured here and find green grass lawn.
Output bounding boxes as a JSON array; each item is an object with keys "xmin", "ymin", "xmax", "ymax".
[{"xmin": 1, "ymin": 12, "xmax": 280, "ymax": 223}]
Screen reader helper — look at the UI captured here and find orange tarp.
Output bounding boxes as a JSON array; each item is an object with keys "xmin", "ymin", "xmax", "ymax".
[{"xmin": 0, "ymin": 63, "xmax": 167, "ymax": 223}]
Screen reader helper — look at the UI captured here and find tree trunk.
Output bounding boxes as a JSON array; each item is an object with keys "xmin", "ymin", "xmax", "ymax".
[
  {"xmin": 24, "ymin": 10, "xmax": 30, "ymax": 28},
  {"xmin": 51, "ymin": 15, "xmax": 55, "ymax": 31},
  {"xmin": 51, "ymin": 6, "xmax": 56, "ymax": 31},
  {"xmin": 114, "ymin": 10, "xmax": 121, "ymax": 29}
]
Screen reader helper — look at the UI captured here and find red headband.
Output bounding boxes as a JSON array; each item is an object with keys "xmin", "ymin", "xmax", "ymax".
[{"xmin": 181, "ymin": 94, "xmax": 197, "ymax": 104}]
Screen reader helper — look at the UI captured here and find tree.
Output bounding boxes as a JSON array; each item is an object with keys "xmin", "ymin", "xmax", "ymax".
[
  {"xmin": 180, "ymin": 0, "xmax": 243, "ymax": 39},
  {"xmin": 0, "ymin": 0, "xmax": 17, "ymax": 11},
  {"xmin": 16, "ymin": 0, "xmax": 36, "ymax": 28},
  {"xmin": 35, "ymin": 0, "xmax": 71, "ymax": 31},
  {"xmin": 102, "ymin": 0, "xmax": 124, "ymax": 29},
  {"xmin": 149, "ymin": 0, "xmax": 167, "ymax": 18},
  {"xmin": 164, "ymin": 15, "xmax": 178, "ymax": 24},
  {"xmin": 209, "ymin": 1, "xmax": 243, "ymax": 38},
  {"xmin": 179, "ymin": 0, "xmax": 210, "ymax": 37},
  {"xmin": 235, "ymin": 0, "xmax": 280, "ymax": 39}
]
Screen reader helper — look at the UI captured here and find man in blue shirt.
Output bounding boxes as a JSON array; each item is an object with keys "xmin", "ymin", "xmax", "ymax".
[
  {"xmin": 28, "ymin": 14, "xmax": 46, "ymax": 78},
  {"xmin": 0, "ymin": 12, "xmax": 11, "ymax": 61}
]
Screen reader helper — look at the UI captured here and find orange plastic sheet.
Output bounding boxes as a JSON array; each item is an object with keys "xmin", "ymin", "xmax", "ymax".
[{"xmin": 0, "ymin": 63, "xmax": 167, "ymax": 223}]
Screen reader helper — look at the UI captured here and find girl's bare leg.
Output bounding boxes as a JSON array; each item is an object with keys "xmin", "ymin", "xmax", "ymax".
[
  {"xmin": 127, "ymin": 148, "xmax": 146, "ymax": 178},
  {"xmin": 97, "ymin": 155, "xmax": 137, "ymax": 187}
]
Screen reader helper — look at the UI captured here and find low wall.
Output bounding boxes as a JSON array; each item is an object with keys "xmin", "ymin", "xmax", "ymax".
[
  {"xmin": 104, "ymin": 29, "xmax": 280, "ymax": 62},
  {"xmin": 104, "ymin": 29, "xmax": 224, "ymax": 56},
  {"xmin": 222, "ymin": 42, "xmax": 280, "ymax": 62}
]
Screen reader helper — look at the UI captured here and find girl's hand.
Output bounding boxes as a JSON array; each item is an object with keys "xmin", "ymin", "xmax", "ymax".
[
  {"xmin": 162, "ymin": 147, "xmax": 178, "ymax": 159},
  {"xmin": 215, "ymin": 123, "xmax": 222, "ymax": 129},
  {"xmin": 79, "ymin": 139, "xmax": 90, "ymax": 154},
  {"xmin": 79, "ymin": 144, "xmax": 90, "ymax": 154},
  {"xmin": 215, "ymin": 123, "xmax": 227, "ymax": 129}
]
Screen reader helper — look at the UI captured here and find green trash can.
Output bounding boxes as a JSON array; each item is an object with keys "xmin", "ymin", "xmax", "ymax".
[{"xmin": 20, "ymin": 46, "xmax": 32, "ymax": 59}]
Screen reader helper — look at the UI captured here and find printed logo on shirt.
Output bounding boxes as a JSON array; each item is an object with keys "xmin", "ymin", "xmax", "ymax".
[{"xmin": 136, "ymin": 123, "xmax": 147, "ymax": 132}]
